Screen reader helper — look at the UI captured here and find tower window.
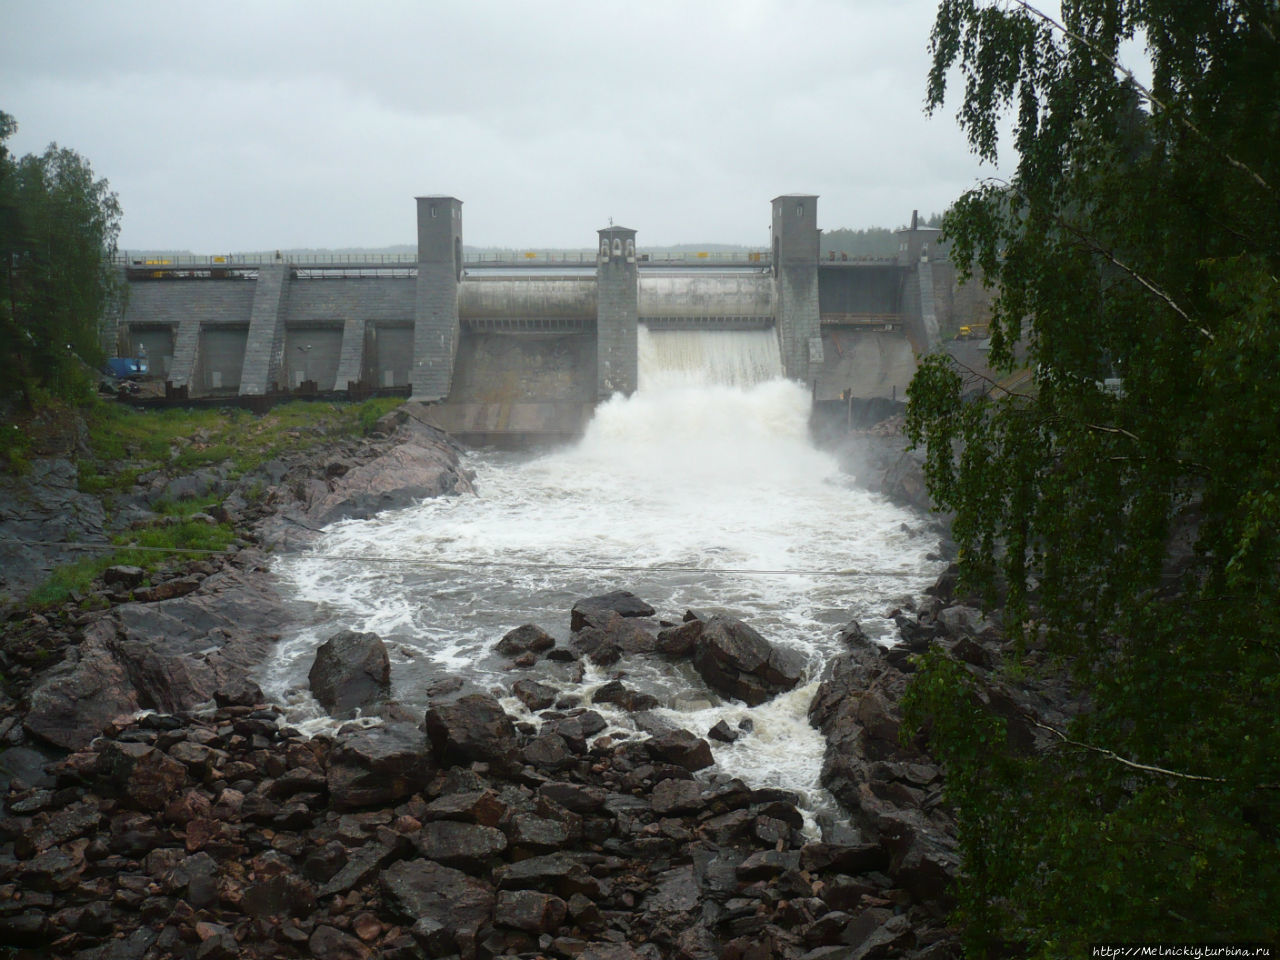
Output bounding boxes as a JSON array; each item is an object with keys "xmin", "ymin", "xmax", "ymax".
[
  {"xmin": 430, "ymin": 205, "xmax": 438, "ymax": 218},
  {"xmin": 796, "ymin": 203, "xmax": 804, "ymax": 216}
]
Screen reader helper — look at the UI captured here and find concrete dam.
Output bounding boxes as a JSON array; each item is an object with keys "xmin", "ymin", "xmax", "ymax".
[{"xmin": 118, "ymin": 195, "xmax": 961, "ymax": 444}]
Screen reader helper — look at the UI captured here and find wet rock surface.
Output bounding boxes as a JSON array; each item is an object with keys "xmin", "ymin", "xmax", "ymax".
[
  {"xmin": 0, "ymin": 564, "xmax": 1006, "ymax": 960},
  {"xmin": 0, "ymin": 406, "xmax": 1050, "ymax": 958},
  {"xmin": 309, "ymin": 631, "xmax": 392, "ymax": 719}
]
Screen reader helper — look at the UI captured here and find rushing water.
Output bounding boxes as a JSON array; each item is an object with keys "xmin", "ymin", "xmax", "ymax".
[{"xmin": 267, "ymin": 326, "xmax": 941, "ymax": 816}]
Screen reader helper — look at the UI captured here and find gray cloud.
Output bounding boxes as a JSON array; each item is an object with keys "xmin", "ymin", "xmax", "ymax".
[{"xmin": 1, "ymin": 0, "xmax": 1008, "ymax": 252}]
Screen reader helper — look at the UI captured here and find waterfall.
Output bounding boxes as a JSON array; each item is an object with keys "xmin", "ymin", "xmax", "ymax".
[
  {"xmin": 638, "ymin": 325, "xmax": 782, "ymax": 389},
  {"xmin": 268, "ymin": 325, "xmax": 941, "ymax": 817}
]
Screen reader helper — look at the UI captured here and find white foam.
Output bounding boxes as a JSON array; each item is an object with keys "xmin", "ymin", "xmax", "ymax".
[{"xmin": 267, "ymin": 338, "xmax": 941, "ymax": 808}]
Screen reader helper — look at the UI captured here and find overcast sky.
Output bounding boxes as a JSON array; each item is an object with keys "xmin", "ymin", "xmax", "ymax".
[{"xmin": 2, "ymin": 0, "xmax": 1011, "ymax": 252}]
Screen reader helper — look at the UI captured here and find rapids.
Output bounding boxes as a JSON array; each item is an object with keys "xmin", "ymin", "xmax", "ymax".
[{"xmin": 266, "ymin": 326, "xmax": 942, "ymax": 816}]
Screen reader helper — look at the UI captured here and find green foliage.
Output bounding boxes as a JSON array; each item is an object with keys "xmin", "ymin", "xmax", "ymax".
[
  {"xmin": 904, "ymin": 1, "xmax": 1280, "ymax": 952},
  {"xmin": 0, "ymin": 111, "xmax": 124, "ymax": 406},
  {"xmin": 29, "ymin": 395, "xmax": 402, "ymax": 606},
  {"xmin": 26, "ymin": 517, "xmax": 236, "ymax": 609}
]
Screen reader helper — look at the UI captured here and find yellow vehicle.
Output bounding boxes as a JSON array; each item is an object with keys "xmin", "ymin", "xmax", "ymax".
[{"xmin": 956, "ymin": 325, "xmax": 975, "ymax": 340}]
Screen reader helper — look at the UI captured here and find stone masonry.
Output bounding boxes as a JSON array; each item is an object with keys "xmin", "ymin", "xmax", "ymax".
[
  {"xmin": 239, "ymin": 264, "xmax": 290, "ymax": 395},
  {"xmin": 411, "ymin": 197, "xmax": 463, "ymax": 402},
  {"xmin": 596, "ymin": 225, "xmax": 639, "ymax": 398}
]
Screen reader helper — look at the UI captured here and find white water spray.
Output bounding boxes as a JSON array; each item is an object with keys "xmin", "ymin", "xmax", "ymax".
[{"xmin": 268, "ymin": 325, "xmax": 940, "ymax": 815}]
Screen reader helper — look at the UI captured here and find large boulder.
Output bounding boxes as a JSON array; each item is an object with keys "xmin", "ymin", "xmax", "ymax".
[
  {"xmin": 570, "ymin": 591, "xmax": 655, "ymax": 631},
  {"xmin": 23, "ymin": 622, "xmax": 139, "ymax": 750},
  {"xmin": 380, "ymin": 859, "xmax": 495, "ymax": 956},
  {"xmin": 304, "ymin": 405, "xmax": 475, "ymax": 525},
  {"xmin": 326, "ymin": 723, "xmax": 434, "ymax": 810},
  {"xmin": 690, "ymin": 616, "xmax": 805, "ymax": 706},
  {"xmin": 424, "ymin": 692, "xmax": 521, "ymax": 773},
  {"xmin": 571, "ymin": 610, "xmax": 658, "ymax": 664},
  {"xmin": 307, "ymin": 630, "xmax": 391, "ymax": 718},
  {"xmin": 25, "ymin": 558, "xmax": 285, "ymax": 749}
]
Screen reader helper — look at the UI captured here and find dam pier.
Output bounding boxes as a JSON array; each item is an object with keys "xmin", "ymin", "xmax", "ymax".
[{"xmin": 118, "ymin": 196, "xmax": 973, "ymax": 444}]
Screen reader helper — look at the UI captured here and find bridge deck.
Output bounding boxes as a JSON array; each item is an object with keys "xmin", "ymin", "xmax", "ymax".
[{"xmin": 116, "ymin": 251, "xmax": 773, "ymax": 272}]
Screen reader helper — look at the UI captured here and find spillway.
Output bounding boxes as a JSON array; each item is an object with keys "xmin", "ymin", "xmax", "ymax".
[{"xmin": 267, "ymin": 327, "xmax": 941, "ymax": 818}]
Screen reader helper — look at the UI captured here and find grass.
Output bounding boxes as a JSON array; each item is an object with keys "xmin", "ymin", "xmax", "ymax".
[
  {"xmin": 79, "ymin": 396, "xmax": 402, "ymax": 484},
  {"xmin": 21, "ymin": 395, "xmax": 404, "ymax": 608},
  {"xmin": 25, "ymin": 517, "xmax": 240, "ymax": 609}
]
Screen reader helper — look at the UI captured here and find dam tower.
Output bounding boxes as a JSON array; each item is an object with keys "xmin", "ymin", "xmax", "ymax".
[
  {"xmin": 771, "ymin": 194, "xmax": 822, "ymax": 385},
  {"xmin": 411, "ymin": 195, "xmax": 464, "ymax": 401},
  {"xmin": 596, "ymin": 224, "xmax": 639, "ymax": 397}
]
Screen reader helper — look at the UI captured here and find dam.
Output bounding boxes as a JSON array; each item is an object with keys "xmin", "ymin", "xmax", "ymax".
[{"xmin": 117, "ymin": 195, "xmax": 970, "ymax": 443}]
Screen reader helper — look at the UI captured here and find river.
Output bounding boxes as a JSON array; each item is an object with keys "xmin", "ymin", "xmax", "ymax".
[{"xmin": 265, "ymin": 326, "xmax": 942, "ymax": 818}]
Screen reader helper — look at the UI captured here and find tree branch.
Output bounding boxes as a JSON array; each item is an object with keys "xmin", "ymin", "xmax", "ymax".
[
  {"xmin": 1011, "ymin": 0, "xmax": 1273, "ymax": 195},
  {"xmin": 1028, "ymin": 716, "xmax": 1280, "ymax": 789},
  {"xmin": 1054, "ymin": 215, "xmax": 1215, "ymax": 341}
]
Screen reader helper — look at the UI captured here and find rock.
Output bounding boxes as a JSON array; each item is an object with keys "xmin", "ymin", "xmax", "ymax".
[
  {"xmin": 317, "ymin": 836, "xmax": 411, "ymax": 897},
  {"xmin": 692, "ymin": 616, "xmax": 805, "ymax": 706},
  {"xmin": 592, "ymin": 680, "xmax": 660, "ymax": 712},
  {"xmin": 572, "ymin": 609, "xmax": 658, "ymax": 662},
  {"xmin": 308, "ymin": 630, "xmax": 391, "ymax": 718},
  {"xmin": 132, "ymin": 574, "xmax": 203, "ymax": 603},
  {"xmin": 213, "ymin": 676, "xmax": 264, "ymax": 708},
  {"xmin": 495, "ymin": 889, "xmax": 568, "ymax": 934},
  {"xmin": 493, "ymin": 853, "xmax": 596, "ymax": 896},
  {"xmin": 495, "ymin": 624, "xmax": 556, "ymax": 657},
  {"xmin": 539, "ymin": 782, "xmax": 607, "ymax": 814},
  {"xmin": 879, "ymin": 813, "xmax": 960, "ymax": 904},
  {"xmin": 570, "ymin": 591, "xmax": 655, "ymax": 631},
  {"xmin": 650, "ymin": 778, "xmax": 703, "ymax": 816},
  {"xmin": 413, "ymin": 821, "xmax": 508, "ymax": 873},
  {"xmin": 243, "ymin": 873, "xmax": 317, "ymax": 918},
  {"xmin": 646, "ymin": 729, "xmax": 714, "ymax": 771},
  {"xmin": 523, "ymin": 732, "xmax": 575, "ymax": 772},
  {"xmin": 512, "ymin": 678, "xmax": 557, "ymax": 711},
  {"xmin": 656, "ymin": 619, "xmax": 702, "ymax": 657},
  {"xmin": 380, "ymin": 859, "xmax": 495, "ymax": 955},
  {"xmin": 326, "ymin": 724, "xmax": 434, "ymax": 809},
  {"xmin": 97, "ymin": 741, "xmax": 188, "ymax": 811},
  {"xmin": 505, "ymin": 814, "xmax": 570, "ymax": 852},
  {"xmin": 707, "ymin": 720, "xmax": 739, "ymax": 743},
  {"xmin": 545, "ymin": 711, "xmax": 607, "ymax": 753},
  {"xmin": 424, "ymin": 693, "xmax": 521, "ymax": 773},
  {"xmin": 23, "ymin": 624, "xmax": 139, "ymax": 750},
  {"xmin": 309, "ymin": 924, "xmax": 372, "ymax": 960},
  {"xmin": 305, "ymin": 412, "xmax": 475, "ymax": 525},
  {"xmin": 103, "ymin": 565, "xmax": 146, "ymax": 588},
  {"xmin": 0, "ymin": 457, "xmax": 108, "ymax": 600},
  {"xmin": 422, "ymin": 789, "xmax": 507, "ymax": 827}
]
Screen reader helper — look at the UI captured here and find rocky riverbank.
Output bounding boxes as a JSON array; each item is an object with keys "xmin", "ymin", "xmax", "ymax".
[
  {"xmin": 1, "ymin": 585, "xmax": 994, "ymax": 960},
  {"xmin": 0, "ymin": 400, "xmax": 1058, "ymax": 958}
]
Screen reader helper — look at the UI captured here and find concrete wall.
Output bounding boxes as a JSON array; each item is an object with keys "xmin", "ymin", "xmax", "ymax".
[
  {"xmin": 814, "ymin": 329, "xmax": 917, "ymax": 402},
  {"xmin": 412, "ymin": 197, "xmax": 463, "ymax": 401},
  {"xmin": 123, "ymin": 280, "xmax": 256, "ymax": 327},
  {"xmin": 197, "ymin": 328, "xmax": 248, "ymax": 394},
  {"xmin": 128, "ymin": 328, "xmax": 175, "ymax": 379},
  {"xmin": 772, "ymin": 195, "xmax": 822, "ymax": 384},
  {"xmin": 460, "ymin": 277, "xmax": 596, "ymax": 320},
  {"xmin": 286, "ymin": 278, "xmax": 415, "ymax": 323},
  {"xmin": 283, "ymin": 328, "xmax": 344, "ymax": 390},
  {"xmin": 116, "ymin": 196, "xmax": 1003, "ymax": 419},
  {"xmin": 368, "ymin": 324, "xmax": 414, "ymax": 389},
  {"xmin": 426, "ymin": 332, "xmax": 596, "ymax": 445},
  {"xmin": 638, "ymin": 274, "xmax": 773, "ymax": 321},
  {"xmin": 817, "ymin": 266, "xmax": 903, "ymax": 316}
]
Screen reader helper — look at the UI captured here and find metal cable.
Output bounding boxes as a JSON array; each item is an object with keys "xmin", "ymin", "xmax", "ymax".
[{"xmin": 1, "ymin": 536, "xmax": 929, "ymax": 579}]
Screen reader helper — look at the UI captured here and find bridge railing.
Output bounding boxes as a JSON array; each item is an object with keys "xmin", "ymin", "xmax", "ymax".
[{"xmin": 115, "ymin": 249, "xmax": 774, "ymax": 268}]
